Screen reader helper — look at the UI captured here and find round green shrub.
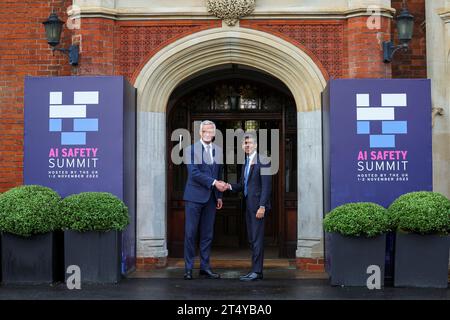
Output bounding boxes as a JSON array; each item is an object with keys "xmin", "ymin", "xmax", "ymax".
[
  {"xmin": 387, "ymin": 191, "xmax": 450, "ymax": 235},
  {"xmin": 61, "ymin": 192, "xmax": 129, "ymax": 232},
  {"xmin": 323, "ymin": 202, "xmax": 389, "ymax": 237},
  {"xmin": 0, "ymin": 185, "xmax": 62, "ymax": 237}
]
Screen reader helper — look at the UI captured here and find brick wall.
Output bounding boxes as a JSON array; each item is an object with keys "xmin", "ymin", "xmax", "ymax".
[
  {"xmin": 0, "ymin": 0, "xmax": 73, "ymax": 192},
  {"xmin": 347, "ymin": 16, "xmax": 392, "ymax": 78},
  {"xmin": 391, "ymin": 0, "xmax": 427, "ymax": 78},
  {"xmin": 296, "ymin": 258, "xmax": 325, "ymax": 272},
  {"xmin": 72, "ymin": 18, "xmax": 116, "ymax": 76},
  {"xmin": 136, "ymin": 257, "xmax": 168, "ymax": 271}
]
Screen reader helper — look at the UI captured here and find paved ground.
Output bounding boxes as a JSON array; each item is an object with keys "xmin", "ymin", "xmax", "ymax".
[{"xmin": 0, "ymin": 268, "xmax": 448, "ymax": 300}]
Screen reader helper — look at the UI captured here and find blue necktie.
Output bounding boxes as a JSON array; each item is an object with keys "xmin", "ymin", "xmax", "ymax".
[{"xmin": 244, "ymin": 157, "xmax": 250, "ymax": 197}]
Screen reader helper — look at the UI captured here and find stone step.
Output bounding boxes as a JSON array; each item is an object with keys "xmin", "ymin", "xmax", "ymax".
[{"xmin": 167, "ymin": 258, "xmax": 294, "ymax": 269}]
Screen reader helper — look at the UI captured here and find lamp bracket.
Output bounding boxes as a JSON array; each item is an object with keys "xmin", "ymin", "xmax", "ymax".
[
  {"xmin": 383, "ymin": 41, "xmax": 408, "ymax": 63},
  {"xmin": 51, "ymin": 45, "xmax": 79, "ymax": 66}
]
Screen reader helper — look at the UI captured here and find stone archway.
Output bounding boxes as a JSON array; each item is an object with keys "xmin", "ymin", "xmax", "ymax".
[{"xmin": 134, "ymin": 26, "xmax": 327, "ymax": 264}]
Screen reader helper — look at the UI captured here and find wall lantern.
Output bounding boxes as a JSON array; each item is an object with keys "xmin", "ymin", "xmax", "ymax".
[
  {"xmin": 383, "ymin": 2, "xmax": 414, "ymax": 63},
  {"xmin": 43, "ymin": 12, "xmax": 79, "ymax": 66}
]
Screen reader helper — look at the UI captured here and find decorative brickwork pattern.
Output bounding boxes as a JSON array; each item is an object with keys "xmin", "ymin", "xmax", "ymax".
[
  {"xmin": 241, "ymin": 20, "xmax": 346, "ymax": 79},
  {"xmin": 116, "ymin": 21, "xmax": 221, "ymax": 83}
]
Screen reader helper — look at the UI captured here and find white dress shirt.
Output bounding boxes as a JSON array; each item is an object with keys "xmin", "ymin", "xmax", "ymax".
[
  {"xmin": 200, "ymin": 140, "xmax": 216, "ymax": 186},
  {"xmin": 229, "ymin": 151, "xmax": 257, "ymax": 191}
]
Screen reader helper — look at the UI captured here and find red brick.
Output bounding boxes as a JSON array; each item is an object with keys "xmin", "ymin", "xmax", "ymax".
[
  {"xmin": 135, "ymin": 257, "xmax": 168, "ymax": 271},
  {"xmin": 306, "ymin": 263, "xmax": 325, "ymax": 272}
]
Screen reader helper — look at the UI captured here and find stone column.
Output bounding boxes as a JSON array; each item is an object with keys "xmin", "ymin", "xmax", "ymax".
[
  {"xmin": 426, "ymin": 0, "xmax": 450, "ymax": 200},
  {"xmin": 426, "ymin": 0, "xmax": 450, "ymax": 266},
  {"xmin": 296, "ymin": 111, "xmax": 324, "ymax": 271},
  {"xmin": 136, "ymin": 111, "xmax": 168, "ymax": 266}
]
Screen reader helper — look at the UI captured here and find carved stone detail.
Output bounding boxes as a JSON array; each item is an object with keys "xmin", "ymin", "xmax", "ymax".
[{"xmin": 206, "ymin": 0, "xmax": 256, "ymax": 26}]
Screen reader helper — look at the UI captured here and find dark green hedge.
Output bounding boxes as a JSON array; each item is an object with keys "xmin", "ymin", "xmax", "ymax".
[
  {"xmin": 0, "ymin": 185, "xmax": 62, "ymax": 237},
  {"xmin": 323, "ymin": 202, "xmax": 389, "ymax": 237},
  {"xmin": 61, "ymin": 192, "xmax": 129, "ymax": 232},
  {"xmin": 387, "ymin": 191, "xmax": 450, "ymax": 234}
]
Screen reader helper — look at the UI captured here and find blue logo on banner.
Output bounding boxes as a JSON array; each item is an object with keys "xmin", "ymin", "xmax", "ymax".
[
  {"xmin": 356, "ymin": 93, "xmax": 408, "ymax": 148},
  {"xmin": 48, "ymin": 91, "xmax": 99, "ymax": 145}
]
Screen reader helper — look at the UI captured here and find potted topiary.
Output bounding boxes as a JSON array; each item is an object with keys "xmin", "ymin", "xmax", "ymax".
[
  {"xmin": 61, "ymin": 192, "xmax": 129, "ymax": 284},
  {"xmin": 0, "ymin": 185, "xmax": 62, "ymax": 284},
  {"xmin": 388, "ymin": 191, "xmax": 450, "ymax": 288},
  {"xmin": 324, "ymin": 202, "xmax": 390, "ymax": 286}
]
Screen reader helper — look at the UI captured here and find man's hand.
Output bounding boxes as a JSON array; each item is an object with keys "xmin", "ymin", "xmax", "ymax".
[
  {"xmin": 214, "ymin": 180, "xmax": 228, "ymax": 192},
  {"xmin": 216, "ymin": 199, "xmax": 223, "ymax": 210},
  {"xmin": 256, "ymin": 207, "xmax": 265, "ymax": 219}
]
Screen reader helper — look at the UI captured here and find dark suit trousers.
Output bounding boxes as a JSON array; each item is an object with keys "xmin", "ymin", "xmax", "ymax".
[
  {"xmin": 245, "ymin": 202, "xmax": 265, "ymax": 273},
  {"xmin": 184, "ymin": 193, "xmax": 216, "ymax": 271}
]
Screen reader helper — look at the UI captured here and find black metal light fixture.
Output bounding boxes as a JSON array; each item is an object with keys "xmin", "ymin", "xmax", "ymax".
[
  {"xmin": 43, "ymin": 12, "xmax": 79, "ymax": 66},
  {"xmin": 383, "ymin": 1, "xmax": 414, "ymax": 63}
]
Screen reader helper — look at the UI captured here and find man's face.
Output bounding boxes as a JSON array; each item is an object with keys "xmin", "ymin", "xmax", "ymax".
[
  {"xmin": 200, "ymin": 124, "xmax": 215, "ymax": 143},
  {"xmin": 242, "ymin": 138, "xmax": 257, "ymax": 155}
]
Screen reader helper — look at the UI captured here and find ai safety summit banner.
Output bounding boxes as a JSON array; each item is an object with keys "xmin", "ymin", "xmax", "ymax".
[
  {"xmin": 323, "ymin": 79, "xmax": 432, "ymax": 211},
  {"xmin": 24, "ymin": 76, "xmax": 136, "ymax": 274},
  {"xmin": 322, "ymin": 79, "xmax": 433, "ymax": 276}
]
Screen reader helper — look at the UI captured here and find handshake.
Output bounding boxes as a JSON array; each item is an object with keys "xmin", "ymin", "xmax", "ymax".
[{"xmin": 214, "ymin": 180, "xmax": 231, "ymax": 192}]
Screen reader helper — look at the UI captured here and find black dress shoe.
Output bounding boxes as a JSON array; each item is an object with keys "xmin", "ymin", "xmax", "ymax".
[
  {"xmin": 239, "ymin": 272, "xmax": 263, "ymax": 281},
  {"xmin": 184, "ymin": 270, "xmax": 193, "ymax": 280},
  {"xmin": 239, "ymin": 272, "xmax": 253, "ymax": 281},
  {"xmin": 199, "ymin": 269, "xmax": 220, "ymax": 279}
]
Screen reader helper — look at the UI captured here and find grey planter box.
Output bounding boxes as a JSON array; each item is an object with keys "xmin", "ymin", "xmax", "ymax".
[
  {"xmin": 327, "ymin": 232, "xmax": 386, "ymax": 287},
  {"xmin": 64, "ymin": 230, "xmax": 122, "ymax": 284},
  {"xmin": 1, "ymin": 232, "xmax": 60, "ymax": 285},
  {"xmin": 394, "ymin": 232, "xmax": 449, "ymax": 288}
]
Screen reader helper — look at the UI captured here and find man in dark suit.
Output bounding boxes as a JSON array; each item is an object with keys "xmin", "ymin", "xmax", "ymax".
[
  {"xmin": 226, "ymin": 133, "xmax": 272, "ymax": 281},
  {"xmin": 183, "ymin": 120, "xmax": 228, "ymax": 280}
]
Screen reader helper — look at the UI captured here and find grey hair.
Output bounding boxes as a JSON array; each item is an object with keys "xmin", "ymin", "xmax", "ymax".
[
  {"xmin": 243, "ymin": 132, "xmax": 257, "ymax": 145},
  {"xmin": 199, "ymin": 120, "xmax": 216, "ymax": 132}
]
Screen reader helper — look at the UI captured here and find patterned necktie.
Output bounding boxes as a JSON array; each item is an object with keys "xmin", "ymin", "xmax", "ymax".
[{"xmin": 204, "ymin": 144, "xmax": 212, "ymax": 165}]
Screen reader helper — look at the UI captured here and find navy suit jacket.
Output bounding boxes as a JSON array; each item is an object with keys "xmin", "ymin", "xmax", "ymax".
[
  {"xmin": 183, "ymin": 141, "xmax": 223, "ymax": 204},
  {"xmin": 231, "ymin": 154, "xmax": 272, "ymax": 213}
]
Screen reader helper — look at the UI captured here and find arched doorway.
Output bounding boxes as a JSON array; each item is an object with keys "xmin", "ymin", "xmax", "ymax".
[
  {"xmin": 134, "ymin": 27, "xmax": 327, "ymax": 263},
  {"xmin": 167, "ymin": 64, "xmax": 298, "ymax": 259}
]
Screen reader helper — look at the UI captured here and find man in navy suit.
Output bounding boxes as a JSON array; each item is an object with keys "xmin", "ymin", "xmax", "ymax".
[
  {"xmin": 183, "ymin": 120, "xmax": 228, "ymax": 280},
  {"xmin": 226, "ymin": 133, "xmax": 272, "ymax": 281}
]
